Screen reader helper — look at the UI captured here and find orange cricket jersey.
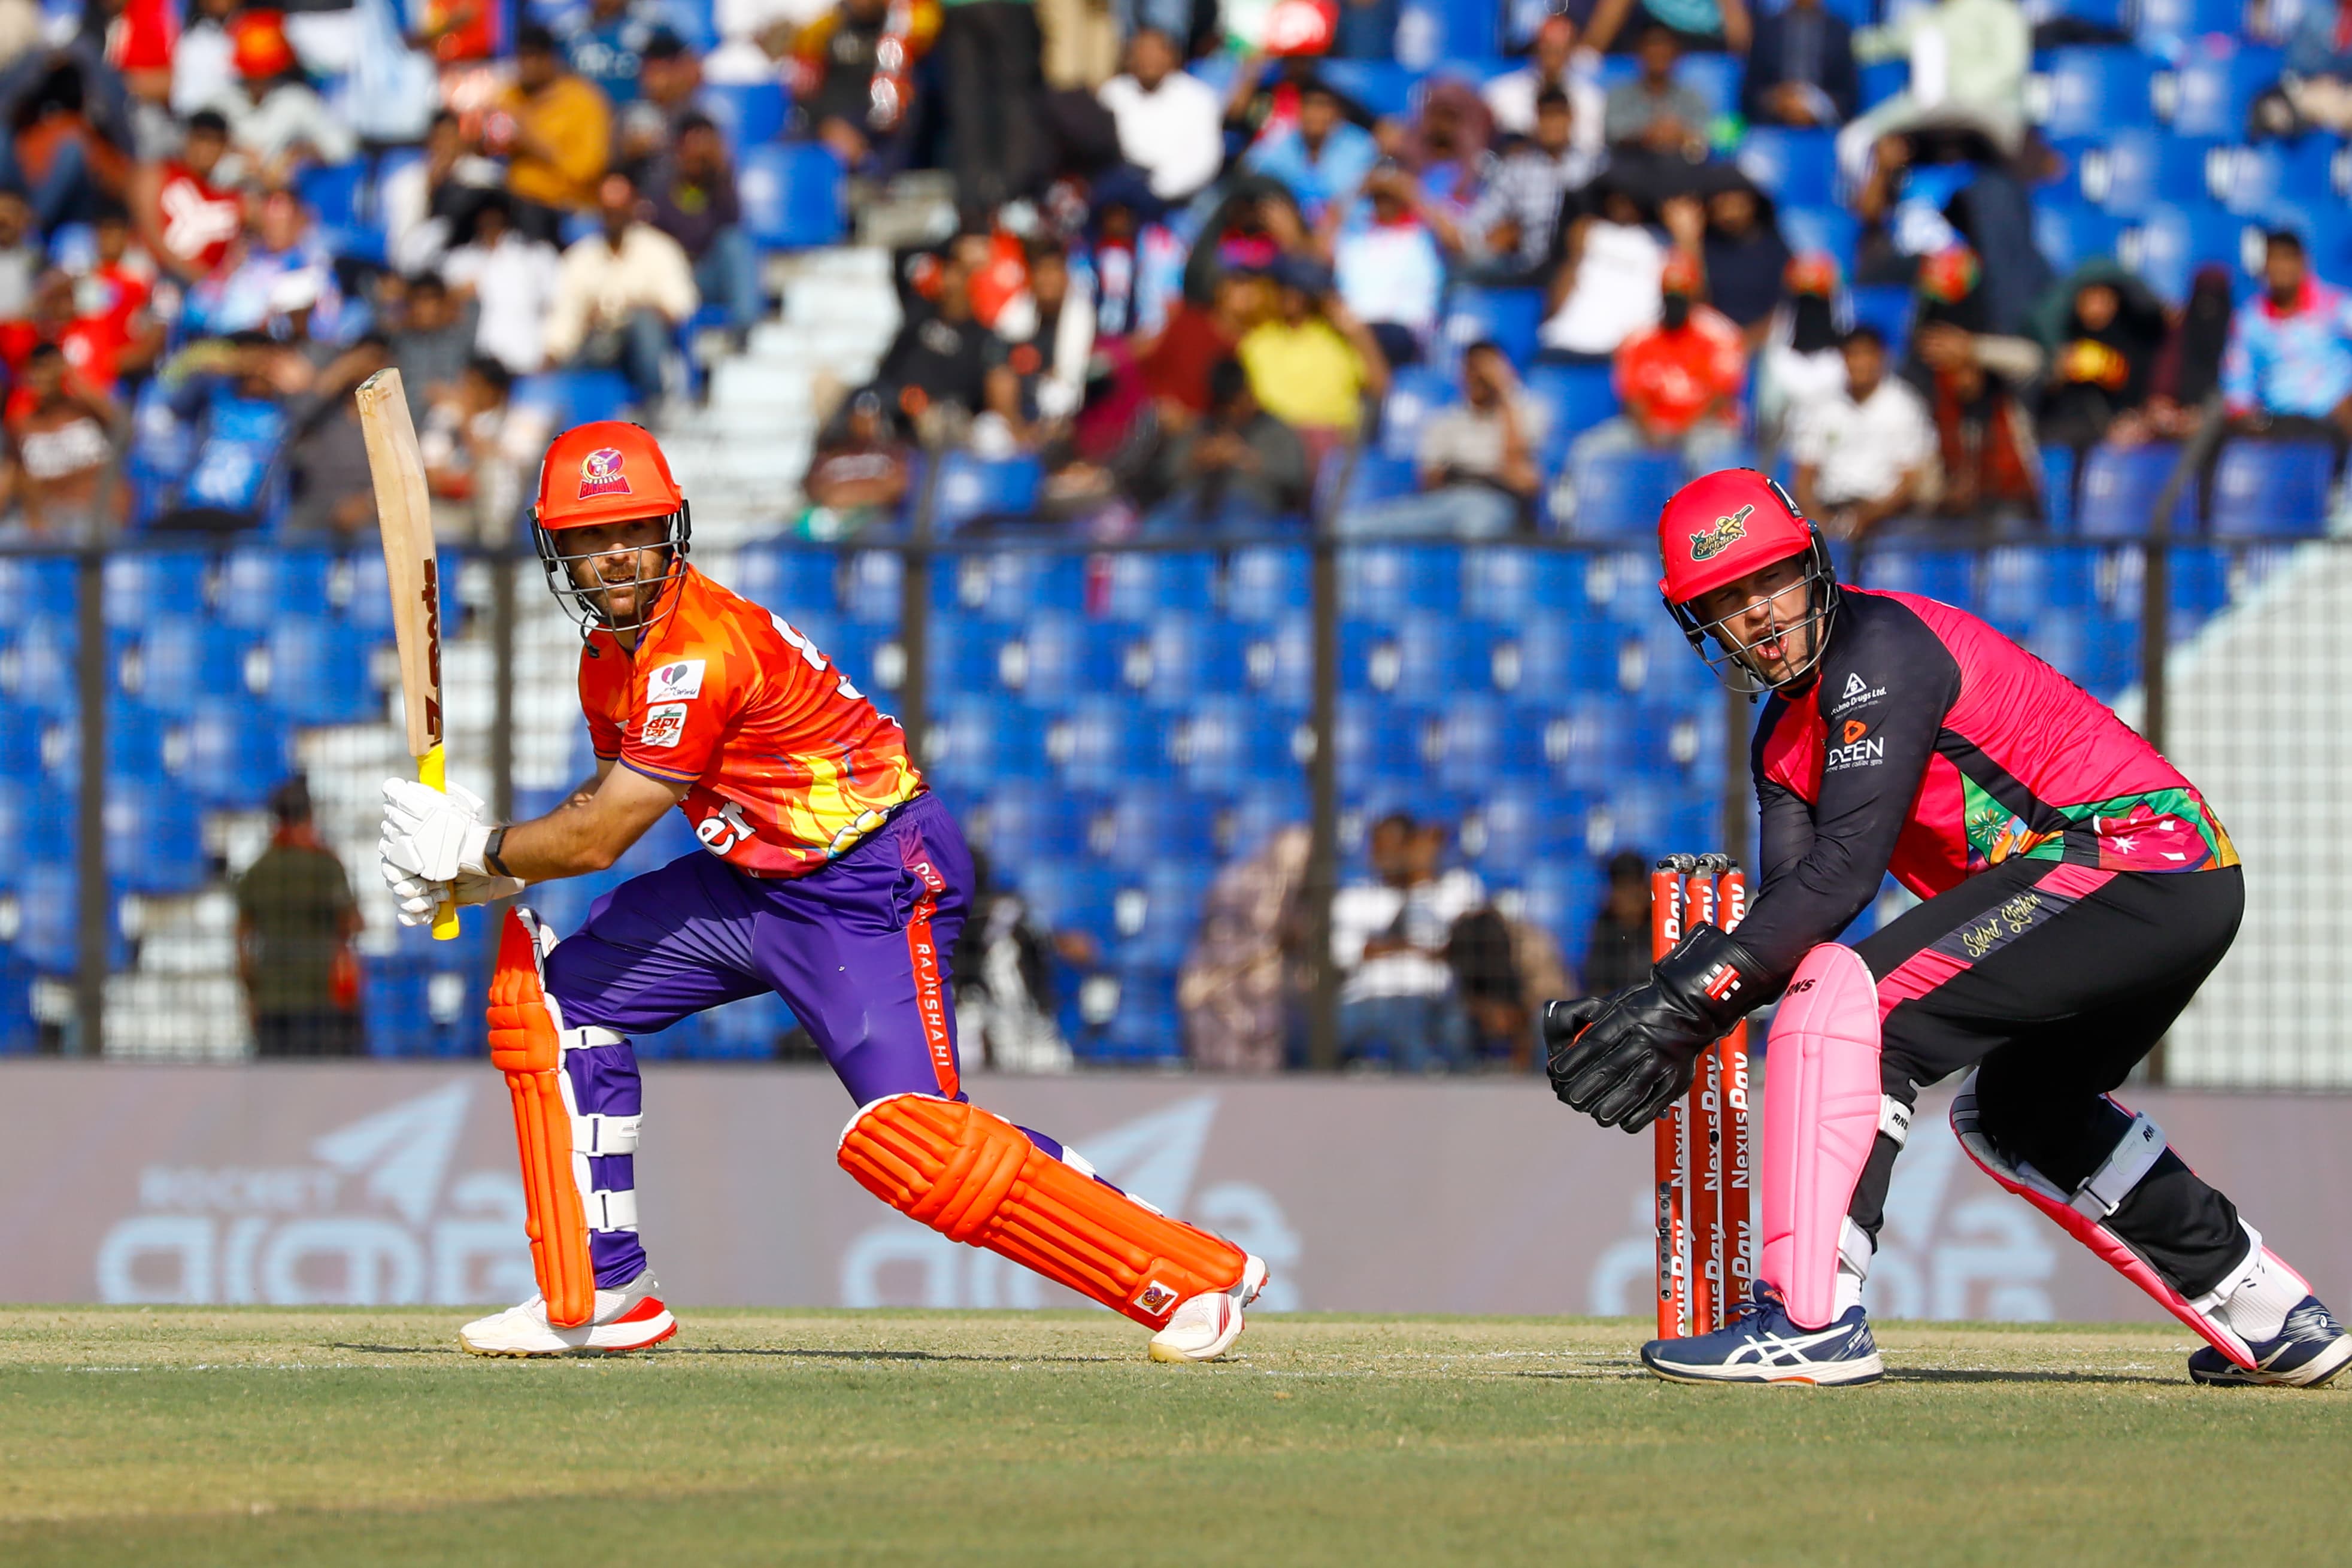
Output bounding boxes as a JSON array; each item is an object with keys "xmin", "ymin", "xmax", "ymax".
[{"xmin": 578, "ymin": 565, "xmax": 923, "ymax": 876}]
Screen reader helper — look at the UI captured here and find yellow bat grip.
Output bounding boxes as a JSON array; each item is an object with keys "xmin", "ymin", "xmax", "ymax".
[{"xmin": 419, "ymin": 745, "xmax": 460, "ymax": 941}]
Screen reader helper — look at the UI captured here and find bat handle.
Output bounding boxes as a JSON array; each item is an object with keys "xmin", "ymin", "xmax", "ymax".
[{"xmin": 419, "ymin": 744, "xmax": 460, "ymax": 941}]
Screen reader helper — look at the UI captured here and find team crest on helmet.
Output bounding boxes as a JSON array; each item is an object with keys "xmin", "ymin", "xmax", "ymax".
[
  {"xmin": 1689, "ymin": 504, "xmax": 1753, "ymax": 561},
  {"xmin": 577, "ymin": 447, "xmax": 632, "ymax": 499}
]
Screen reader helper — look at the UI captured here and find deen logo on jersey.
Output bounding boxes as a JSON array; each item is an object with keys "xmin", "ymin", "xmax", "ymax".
[
  {"xmin": 647, "ymin": 659, "xmax": 705, "ymax": 702},
  {"xmin": 1825, "ymin": 732, "xmax": 1884, "ymax": 772},
  {"xmin": 1688, "ymin": 503, "xmax": 1753, "ymax": 561}
]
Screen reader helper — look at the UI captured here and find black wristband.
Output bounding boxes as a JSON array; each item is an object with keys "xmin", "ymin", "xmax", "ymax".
[
  {"xmin": 1652, "ymin": 922, "xmax": 1768, "ymax": 1034},
  {"xmin": 483, "ymin": 826, "xmax": 513, "ymax": 879}
]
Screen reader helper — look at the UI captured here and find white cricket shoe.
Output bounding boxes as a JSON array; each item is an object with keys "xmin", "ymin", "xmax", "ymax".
[
  {"xmin": 459, "ymin": 1270, "xmax": 678, "ymax": 1357},
  {"xmin": 1147, "ymin": 1254, "xmax": 1269, "ymax": 1364}
]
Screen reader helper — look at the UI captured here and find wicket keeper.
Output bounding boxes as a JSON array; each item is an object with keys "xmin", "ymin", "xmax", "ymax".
[
  {"xmin": 1546, "ymin": 469, "xmax": 2348, "ymax": 1388},
  {"xmin": 377, "ymin": 421, "xmax": 1265, "ymax": 1360}
]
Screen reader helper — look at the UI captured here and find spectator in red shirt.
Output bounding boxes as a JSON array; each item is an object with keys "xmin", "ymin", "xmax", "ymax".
[
  {"xmin": 0, "ymin": 268, "xmax": 132, "ymax": 404},
  {"xmin": 1565, "ymin": 249, "xmax": 1747, "ymax": 486},
  {"xmin": 133, "ymin": 108, "xmax": 243, "ymax": 282},
  {"xmin": 1141, "ymin": 268, "xmax": 1271, "ymax": 430}
]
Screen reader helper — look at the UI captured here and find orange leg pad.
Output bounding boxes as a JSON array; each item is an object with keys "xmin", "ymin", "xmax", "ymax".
[
  {"xmin": 838, "ymin": 1093, "xmax": 1247, "ymax": 1329},
  {"xmin": 487, "ymin": 909, "xmax": 595, "ymax": 1329}
]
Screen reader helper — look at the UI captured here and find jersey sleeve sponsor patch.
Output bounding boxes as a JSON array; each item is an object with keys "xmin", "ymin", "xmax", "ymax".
[
  {"xmin": 647, "ymin": 658, "xmax": 706, "ymax": 702},
  {"xmin": 640, "ymin": 701, "xmax": 690, "ymax": 748}
]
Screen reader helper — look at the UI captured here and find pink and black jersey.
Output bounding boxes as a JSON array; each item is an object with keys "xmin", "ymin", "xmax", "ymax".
[{"xmin": 1736, "ymin": 587, "xmax": 2238, "ymax": 981}]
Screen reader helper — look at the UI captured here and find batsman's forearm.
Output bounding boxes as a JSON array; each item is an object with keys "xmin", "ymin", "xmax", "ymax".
[{"xmin": 494, "ymin": 807, "xmax": 632, "ymax": 881}]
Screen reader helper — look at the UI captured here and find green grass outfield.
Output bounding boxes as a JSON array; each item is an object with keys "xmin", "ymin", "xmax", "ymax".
[{"xmin": 2, "ymin": 1308, "xmax": 2345, "ymax": 1567}]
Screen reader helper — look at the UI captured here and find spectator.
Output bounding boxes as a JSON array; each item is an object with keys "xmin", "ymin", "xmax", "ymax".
[
  {"xmin": 950, "ymin": 848, "xmax": 1077, "ymax": 1073},
  {"xmin": 646, "ymin": 113, "xmax": 759, "ymax": 338},
  {"xmin": 1244, "ymin": 75, "xmax": 1380, "ymax": 222},
  {"xmin": 799, "ymin": 388, "xmax": 914, "ymax": 537},
  {"xmin": 2148, "ymin": 264, "xmax": 2233, "ymax": 439},
  {"xmin": 0, "ymin": 41, "xmax": 135, "ymax": 233},
  {"xmin": 1086, "ymin": 169, "xmax": 1183, "ymax": 345},
  {"xmin": 488, "ymin": 23, "xmax": 614, "ymax": 244},
  {"xmin": 1463, "ymin": 87, "xmax": 1598, "ymax": 284},
  {"xmin": 1484, "ymin": 14, "xmax": 1605, "ymax": 157},
  {"xmin": 617, "ymin": 30, "xmax": 718, "ymax": 180},
  {"xmin": 1133, "ymin": 354, "xmax": 1312, "ymax": 527},
  {"xmin": 441, "ymin": 194, "xmax": 565, "ymax": 378},
  {"xmin": 81, "ymin": 202, "xmax": 162, "ymax": 381},
  {"xmin": 1330, "ymin": 812, "xmax": 1484, "ymax": 1073},
  {"xmin": 282, "ymin": 336, "xmax": 395, "ymax": 539},
  {"xmin": 936, "ymin": 0, "xmax": 1044, "ymax": 215},
  {"xmin": 1350, "ymin": 339, "xmax": 1545, "ymax": 537},
  {"xmin": 134, "ymin": 108, "xmax": 243, "ymax": 284},
  {"xmin": 1754, "ymin": 251, "xmax": 1850, "ymax": 456},
  {"xmin": 1538, "ymin": 180, "xmax": 1666, "ymax": 362},
  {"xmin": 235, "ymin": 776, "xmax": 363, "ymax": 1058},
  {"xmin": 389, "ymin": 271, "xmax": 480, "ymax": 422},
  {"xmin": 1792, "ymin": 324, "xmax": 1935, "ymax": 539},
  {"xmin": 207, "ymin": 8, "xmax": 357, "ymax": 183},
  {"xmin": 545, "ymin": 171, "xmax": 699, "ymax": 406},
  {"xmin": 1567, "ymin": 251, "xmax": 1747, "ymax": 477},
  {"xmin": 1326, "ymin": 163, "xmax": 1448, "ymax": 368},
  {"xmin": 0, "ymin": 267, "xmax": 134, "ymax": 398},
  {"xmin": 1840, "ymin": 0, "xmax": 2031, "ymax": 181},
  {"xmin": 1331, "ymin": 0, "xmax": 1400, "ymax": 58},
  {"xmin": 1180, "ymin": 823, "xmax": 1310, "ymax": 1073},
  {"xmin": 1742, "ymin": 0, "xmax": 1857, "ymax": 129},
  {"xmin": 1098, "ymin": 28, "xmax": 1224, "ymax": 206},
  {"xmin": 562, "ymin": 0, "xmax": 667, "ymax": 106},
  {"xmin": 0, "ymin": 0, "xmax": 35, "ymax": 91},
  {"xmin": 1180, "ymin": 177, "xmax": 1308, "ymax": 306},
  {"xmin": 998, "ymin": 236, "xmax": 1092, "ymax": 423},
  {"xmin": 0, "ymin": 189, "xmax": 33, "ymax": 316},
  {"xmin": 2030, "ymin": 261, "xmax": 2168, "ymax": 460},
  {"xmin": 869, "ymin": 242, "xmax": 1001, "ymax": 441},
  {"xmin": 1695, "ymin": 172, "xmax": 1792, "ymax": 347},
  {"xmin": 2223, "ymin": 229, "xmax": 2352, "ymax": 456},
  {"xmin": 2, "ymin": 341, "xmax": 116, "ymax": 539},
  {"xmin": 154, "ymin": 330, "xmax": 302, "ymax": 529},
  {"xmin": 1584, "ymin": 0, "xmax": 1753, "ymax": 53},
  {"xmin": 790, "ymin": 0, "xmax": 930, "ymax": 170},
  {"xmin": 1905, "ymin": 244, "xmax": 2043, "ymax": 520},
  {"xmin": 1580, "ymin": 851, "xmax": 1653, "ymax": 997},
  {"xmin": 1602, "ymin": 25, "xmax": 1711, "ymax": 207},
  {"xmin": 264, "ymin": 266, "xmax": 337, "ymax": 378},
  {"xmin": 420, "ymin": 355, "xmax": 545, "ymax": 545},
  {"xmin": 2281, "ymin": 0, "xmax": 2352, "ymax": 132},
  {"xmin": 1141, "ymin": 266, "xmax": 1269, "ymax": 426},
  {"xmin": 187, "ymin": 189, "xmax": 345, "ymax": 339},
  {"xmin": 1395, "ymin": 75, "xmax": 1492, "ymax": 213},
  {"xmin": 171, "ymin": 0, "xmax": 240, "ymax": 117},
  {"xmin": 381, "ymin": 110, "xmax": 504, "ymax": 277},
  {"xmin": 1236, "ymin": 253, "xmax": 1389, "ymax": 439}
]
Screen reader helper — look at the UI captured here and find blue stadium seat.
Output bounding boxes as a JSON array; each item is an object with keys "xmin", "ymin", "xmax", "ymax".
[
  {"xmin": 0, "ymin": 958, "xmax": 32, "ymax": 1053},
  {"xmin": 2208, "ymin": 442, "xmax": 2335, "ymax": 535},
  {"xmin": 701, "ymin": 80, "xmax": 789, "ymax": 152},
  {"xmin": 14, "ymin": 863, "xmax": 127, "ymax": 973},
  {"xmin": 0, "ymin": 777, "xmax": 65, "ymax": 884},
  {"xmin": 1430, "ymin": 697, "xmax": 1554, "ymax": 787},
  {"xmin": 129, "ymin": 617, "xmax": 250, "ymax": 715},
  {"xmin": 1017, "ymin": 613, "xmax": 1138, "ymax": 703},
  {"xmin": 739, "ymin": 143, "xmax": 847, "ymax": 249},
  {"xmin": 1053, "ymin": 696, "xmax": 1166, "ymax": 789},
  {"xmin": 262, "ymin": 618, "xmax": 381, "ymax": 724},
  {"xmin": 295, "ymin": 161, "xmax": 374, "ymax": 263},
  {"xmin": 174, "ymin": 697, "xmax": 293, "ymax": 808},
  {"xmin": 1462, "ymin": 545, "xmax": 1583, "ymax": 619},
  {"xmin": 728, "ymin": 545, "xmax": 841, "ymax": 617},
  {"xmin": 1441, "ymin": 286, "xmax": 1544, "ymax": 366},
  {"xmin": 4, "ymin": 614, "xmax": 80, "ymax": 717},
  {"xmin": 699, "ymin": 992, "xmax": 792, "ymax": 1059},
  {"xmin": 971, "ymin": 782, "xmax": 1094, "ymax": 866},
  {"xmin": 2211, "ymin": 137, "xmax": 2338, "ymax": 219},
  {"xmin": 1848, "ymin": 283, "xmax": 1915, "ymax": 359},
  {"xmin": 938, "ymin": 550, "xmax": 1087, "ymax": 620},
  {"xmin": 1341, "ymin": 450, "xmax": 1420, "ymax": 508},
  {"xmin": 1525, "ymin": 856, "xmax": 1609, "ymax": 960},
  {"xmin": 2077, "ymin": 445, "xmax": 2197, "ymax": 536},
  {"xmin": 2165, "ymin": 45, "xmax": 2284, "ymax": 139},
  {"xmin": 1858, "ymin": 59, "xmax": 1908, "ymax": 111},
  {"xmin": 1778, "ymin": 205, "xmax": 1860, "ymax": 263},
  {"xmin": 932, "ymin": 452, "xmax": 1042, "ymax": 531},
  {"xmin": 1101, "ymin": 553, "xmax": 1216, "ymax": 617},
  {"xmin": 104, "ymin": 551, "xmax": 209, "ymax": 629},
  {"xmin": 1226, "ymin": 547, "xmax": 1313, "ymax": 619},
  {"xmin": 2125, "ymin": 203, "xmax": 2253, "ymax": 299},
  {"xmin": 1113, "ymin": 863, "xmax": 1217, "ymax": 969},
  {"xmin": 2066, "ymin": 128, "xmax": 2218, "ymax": 214},
  {"xmin": 1675, "ymin": 53, "xmax": 1742, "ymax": 120},
  {"xmin": 925, "ymin": 615, "xmax": 1008, "ymax": 696},
  {"xmin": 217, "ymin": 547, "xmax": 335, "ymax": 630},
  {"xmin": 108, "ymin": 777, "xmax": 205, "ymax": 893},
  {"xmin": 1459, "ymin": 783, "xmax": 1594, "ymax": 877},
  {"xmin": 1857, "ymin": 547, "xmax": 1972, "ymax": 603},
  {"xmin": 1013, "ymin": 860, "xmax": 1120, "ymax": 938},
  {"xmin": 1736, "ymin": 127, "xmax": 1837, "ymax": 208},
  {"xmin": 1319, "ymin": 59, "xmax": 1417, "ymax": 119},
  {"xmin": 1176, "ymin": 696, "xmax": 1304, "ymax": 791},
  {"xmin": 1236, "ymin": 615, "xmax": 1312, "ymax": 705},
  {"xmin": 1525, "ymin": 362, "xmax": 1618, "ymax": 471},
  {"xmin": 1344, "ymin": 544, "xmax": 1463, "ymax": 618},
  {"xmin": 2026, "ymin": 609, "xmax": 2142, "ymax": 695},
  {"xmin": 1092, "ymin": 966, "xmax": 1183, "ymax": 1063},
  {"xmin": 1138, "ymin": 612, "xmax": 1251, "ymax": 706},
  {"xmin": 1380, "ymin": 364, "xmax": 1458, "ymax": 460},
  {"xmin": 2035, "ymin": 203, "xmax": 2131, "ymax": 277},
  {"xmin": 2038, "ymin": 47, "xmax": 2156, "ymax": 141},
  {"xmin": 2042, "ymin": 445, "xmax": 2077, "ymax": 533},
  {"xmin": 841, "ymin": 548, "xmax": 904, "ymax": 624},
  {"xmin": 1101, "ymin": 786, "xmax": 1222, "ymax": 869},
  {"xmin": 511, "ymin": 369, "xmax": 636, "ymax": 427},
  {"xmin": 932, "ymin": 697, "xmax": 1054, "ymax": 793},
  {"xmin": 1560, "ymin": 449, "xmax": 1686, "ymax": 537},
  {"xmin": 1382, "ymin": 613, "xmax": 1499, "ymax": 703}
]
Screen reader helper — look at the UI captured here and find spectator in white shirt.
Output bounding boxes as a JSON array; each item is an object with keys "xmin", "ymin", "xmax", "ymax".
[
  {"xmin": 441, "ymin": 194, "xmax": 566, "ymax": 378},
  {"xmin": 1538, "ymin": 181, "xmax": 1666, "ymax": 360},
  {"xmin": 1097, "ymin": 29, "xmax": 1225, "ymax": 204},
  {"xmin": 1483, "ymin": 14, "xmax": 1605, "ymax": 159},
  {"xmin": 544, "ymin": 171, "xmax": 701, "ymax": 405},
  {"xmin": 1350, "ymin": 340, "xmax": 1547, "ymax": 537},
  {"xmin": 207, "ymin": 12, "xmax": 357, "ymax": 183},
  {"xmin": 1327, "ymin": 163, "xmax": 1447, "ymax": 368},
  {"xmin": 1791, "ymin": 324, "xmax": 1937, "ymax": 539},
  {"xmin": 1330, "ymin": 813, "xmax": 1485, "ymax": 1072},
  {"xmin": 171, "ymin": 0, "xmax": 239, "ymax": 118}
]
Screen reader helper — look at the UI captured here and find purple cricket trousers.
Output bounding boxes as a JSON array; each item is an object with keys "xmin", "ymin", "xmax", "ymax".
[{"xmin": 542, "ymin": 791, "xmax": 974, "ymax": 1287}]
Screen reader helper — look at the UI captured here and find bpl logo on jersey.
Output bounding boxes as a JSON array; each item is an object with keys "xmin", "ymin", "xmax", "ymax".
[
  {"xmin": 577, "ymin": 446, "xmax": 632, "ymax": 499},
  {"xmin": 1688, "ymin": 504, "xmax": 1753, "ymax": 562},
  {"xmin": 640, "ymin": 702, "xmax": 689, "ymax": 748}
]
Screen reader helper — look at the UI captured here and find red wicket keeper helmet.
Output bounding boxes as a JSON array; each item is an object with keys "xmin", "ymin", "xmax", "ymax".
[
  {"xmin": 1656, "ymin": 468, "xmax": 1839, "ymax": 696},
  {"xmin": 530, "ymin": 420, "xmax": 694, "ymax": 638}
]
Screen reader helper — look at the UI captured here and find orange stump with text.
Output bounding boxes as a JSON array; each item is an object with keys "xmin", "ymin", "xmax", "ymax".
[{"xmin": 1651, "ymin": 854, "xmax": 1755, "ymax": 1339}]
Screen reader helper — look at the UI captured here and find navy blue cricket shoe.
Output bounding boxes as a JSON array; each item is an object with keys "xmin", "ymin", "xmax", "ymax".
[
  {"xmin": 1641, "ymin": 1282, "xmax": 1885, "ymax": 1386},
  {"xmin": 2189, "ymin": 1297, "xmax": 2352, "ymax": 1388}
]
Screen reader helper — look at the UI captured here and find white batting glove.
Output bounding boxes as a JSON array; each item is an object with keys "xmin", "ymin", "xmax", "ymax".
[
  {"xmin": 384, "ymin": 867, "xmax": 524, "ymax": 926},
  {"xmin": 380, "ymin": 778, "xmax": 496, "ymax": 885}
]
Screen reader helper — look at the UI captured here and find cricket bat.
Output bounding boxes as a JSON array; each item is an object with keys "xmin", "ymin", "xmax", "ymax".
[{"xmin": 354, "ymin": 367, "xmax": 459, "ymax": 941}]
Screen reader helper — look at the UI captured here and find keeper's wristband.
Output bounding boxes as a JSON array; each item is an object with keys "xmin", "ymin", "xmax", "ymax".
[{"xmin": 483, "ymin": 826, "xmax": 513, "ymax": 879}]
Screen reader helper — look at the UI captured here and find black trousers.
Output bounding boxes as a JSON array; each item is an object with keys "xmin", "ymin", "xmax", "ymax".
[
  {"xmin": 1845, "ymin": 862, "xmax": 2247, "ymax": 1297},
  {"xmin": 936, "ymin": 1, "xmax": 1044, "ymax": 216}
]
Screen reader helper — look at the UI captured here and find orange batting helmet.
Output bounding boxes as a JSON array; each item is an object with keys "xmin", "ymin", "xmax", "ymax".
[{"xmin": 530, "ymin": 421, "xmax": 693, "ymax": 636}]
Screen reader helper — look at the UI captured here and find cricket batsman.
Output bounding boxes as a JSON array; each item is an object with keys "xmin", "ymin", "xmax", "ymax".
[
  {"xmin": 375, "ymin": 421, "xmax": 1266, "ymax": 1360},
  {"xmin": 1545, "ymin": 469, "xmax": 2348, "ymax": 1388}
]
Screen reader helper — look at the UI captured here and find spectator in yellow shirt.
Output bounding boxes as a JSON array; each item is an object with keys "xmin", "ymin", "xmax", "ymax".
[
  {"xmin": 486, "ymin": 23, "xmax": 612, "ymax": 244},
  {"xmin": 1235, "ymin": 255, "xmax": 1390, "ymax": 439}
]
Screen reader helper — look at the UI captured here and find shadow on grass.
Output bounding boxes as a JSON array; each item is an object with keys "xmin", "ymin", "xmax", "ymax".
[
  {"xmin": 1885, "ymin": 1368, "xmax": 2178, "ymax": 1387},
  {"xmin": 326, "ymin": 1342, "xmax": 1127, "ymax": 1366}
]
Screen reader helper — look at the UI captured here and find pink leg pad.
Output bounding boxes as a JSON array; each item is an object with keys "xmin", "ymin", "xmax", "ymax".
[
  {"xmin": 1949, "ymin": 1075, "xmax": 2280, "ymax": 1371},
  {"xmin": 1760, "ymin": 943, "xmax": 1885, "ymax": 1330}
]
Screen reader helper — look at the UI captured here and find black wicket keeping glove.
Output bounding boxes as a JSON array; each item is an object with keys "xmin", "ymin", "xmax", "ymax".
[{"xmin": 1541, "ymin": 923, "xmax": 1766, "ymax": 1133}]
